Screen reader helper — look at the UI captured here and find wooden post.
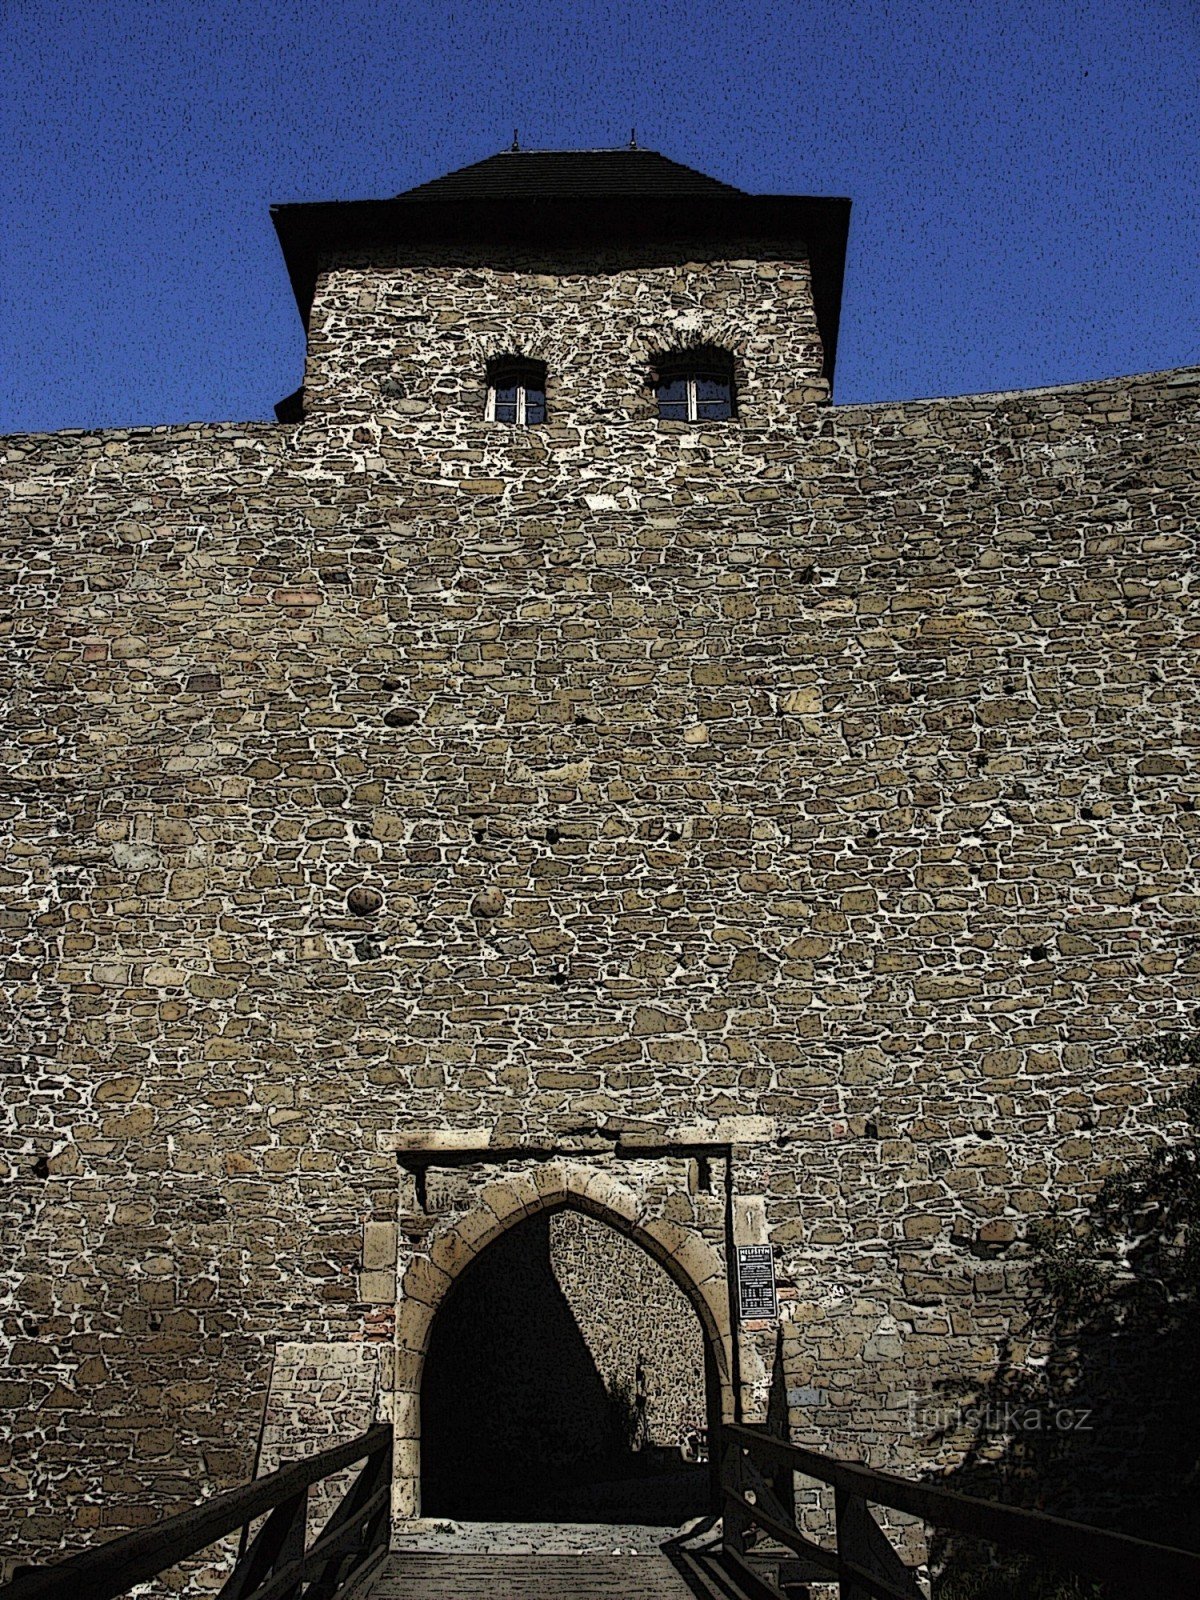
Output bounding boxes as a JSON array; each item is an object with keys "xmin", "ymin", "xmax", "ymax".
[
  {"xmin": 835, "ymin": 1488, "xmax": 874, "ymax": 1600},
  {"xmin": 219, "ymin": 1488, "xmax": 307, "ymax": 1600},
  {"xmin": 835, "ymin": 1485, "xmax": 923, "ymax": 1600},
  {"xmin": 274, "ymin": 1490, "xmax": 307, "ymax": 1600},
  {"xmin": 722, "ymin": 1435, "xmax": 754, "ymax": 1562}
]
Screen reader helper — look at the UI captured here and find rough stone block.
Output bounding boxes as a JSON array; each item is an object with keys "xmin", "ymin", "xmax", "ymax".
[
  {"xmin": 358, "ymin": 1269, "xmax": 396, "ymax": 1304},
  {"xmin": 362, "ymin": 1221, "xmax": 397, "ymax": 1271}
]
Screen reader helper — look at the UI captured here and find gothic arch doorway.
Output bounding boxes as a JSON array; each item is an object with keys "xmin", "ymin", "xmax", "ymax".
[
  {"xmin": 395, "ymin": 1164, "xmax": 732, "ymax": 1523},
  {"xmin": 421, "ymin": 1203, "xmax": 721, "ymax": 1522}
]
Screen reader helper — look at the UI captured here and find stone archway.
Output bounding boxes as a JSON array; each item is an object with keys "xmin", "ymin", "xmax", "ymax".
[{"xmin": 390, "ymin": 1160, "xmax": 734, "ymax": 1523}]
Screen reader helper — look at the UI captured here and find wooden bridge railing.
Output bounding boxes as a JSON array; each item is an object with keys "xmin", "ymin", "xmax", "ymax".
[
  {"xmin": 0, "ymin": 1423, "xmax": 392, "ymax": 1600},
  {"xmin": 721, "ymin": 1420, "xmax": 1200, "ymax": 1600}
]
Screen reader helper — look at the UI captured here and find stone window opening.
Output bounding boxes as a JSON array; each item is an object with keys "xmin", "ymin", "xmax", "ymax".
[
  {"xmin": 486, "ymin": 356, "xmax": 547, "ymax": 424},
  {"xmin": 651, "ymin": 346, "xmax": 736, "ymax": 422}
]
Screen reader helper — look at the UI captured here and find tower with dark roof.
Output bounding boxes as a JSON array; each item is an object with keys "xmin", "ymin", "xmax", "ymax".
[{"xmin": 271, "ymin": 146, "xmax": 849, "ymax": 426}]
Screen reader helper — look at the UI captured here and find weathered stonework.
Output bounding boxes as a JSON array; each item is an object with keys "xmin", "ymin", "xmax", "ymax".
[
  {"xmin": 2, "ymin": 162, "xmax": 1199, "ymax": 1575},
  {"xmin": 258, "ymin": 1341, "xmax": 385, "ymax": 1532},
  {"xmin": 303, "ymin": 243, "xmax": 828, "ymax": 426},
  {"xmin": 547, "ymin": 1210, "xmax": 706, "ymax": 1451}
]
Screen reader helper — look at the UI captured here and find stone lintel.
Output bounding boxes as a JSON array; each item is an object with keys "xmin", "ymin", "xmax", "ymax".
[
  {"xmin": 381, "ymin": 1127, "xmax": 495, "ymax": 1154},
  {"xmin": 377, "ymin": 1115, "xmax": 776, "ymax": 1157}
]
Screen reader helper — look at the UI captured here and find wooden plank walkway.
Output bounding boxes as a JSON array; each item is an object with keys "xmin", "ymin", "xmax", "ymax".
[{"xmin": 366, "ymin": 1550, "xmax": 768, "ymax": 1598}]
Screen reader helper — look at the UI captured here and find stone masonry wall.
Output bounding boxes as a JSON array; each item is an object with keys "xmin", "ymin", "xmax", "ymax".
[
  {"xmin": 257, "ymin": 1341, "xmax": 384, "ymax": 1534},
  {"xmin": 549, "ymin": 1209, "xmax": 706, "ymax": 1451},
  {"xmin": 1, "ymin": 235, "xmax": 1198, "ymax": 1578},
  {"xmin": 303, "ymin": 241, "xmax": 829, "ymax": 426}
]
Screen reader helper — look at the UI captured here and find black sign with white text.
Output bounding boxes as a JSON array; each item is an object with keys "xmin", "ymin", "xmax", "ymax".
[{"xmin": 736, "ymin": 1244, "xmax": 778, "ymax": 1319}]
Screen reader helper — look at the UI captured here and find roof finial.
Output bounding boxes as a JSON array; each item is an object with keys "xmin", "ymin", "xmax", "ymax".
[
  {"xmin": 510, "ymin": 129, "xmax": 519, "ymax": 153},
  {"xmin": 629, "ymin": 126, "xmax": 638, "ymax": 149}
]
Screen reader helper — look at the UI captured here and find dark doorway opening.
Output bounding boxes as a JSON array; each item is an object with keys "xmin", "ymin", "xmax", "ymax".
[{"xmin": 421, "ymin": 1207, "xmax": 717, "ymax": 1523}]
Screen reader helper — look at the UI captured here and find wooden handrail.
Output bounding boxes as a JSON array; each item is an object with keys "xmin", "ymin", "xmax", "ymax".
[
  {"xmin": 720, "ymin": 1486, "xmax": 840, "ymax": 1574},
  {"xmin": 0, "ymin": 1423, "xmax": 392, "ymax": 1600},
  {"xmin": 723, "ymin": 1421, "xmax": 1200, "ymax": 1598}
]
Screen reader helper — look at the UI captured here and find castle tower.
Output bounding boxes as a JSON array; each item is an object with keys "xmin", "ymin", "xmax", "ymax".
[
  {"xmin": 2, "ymin": 146, "xmax": 1197, "ymax": 1581},
  {"xmin": 270, "ymin": 147, "xmax": 849, "ymax": 424}
]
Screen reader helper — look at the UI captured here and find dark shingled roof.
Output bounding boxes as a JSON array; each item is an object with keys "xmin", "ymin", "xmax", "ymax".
[{"xmin": 395, "ymin": 148, "xmax": 746, "ymax": 201}]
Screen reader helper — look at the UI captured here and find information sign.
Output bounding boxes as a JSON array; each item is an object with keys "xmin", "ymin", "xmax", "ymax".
[{"xmin": 736, "ymin": 1243, "xmax": 778, "ymax": 1319}]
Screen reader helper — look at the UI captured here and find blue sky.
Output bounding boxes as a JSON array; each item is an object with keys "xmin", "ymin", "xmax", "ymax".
[{"xmin": 2, "ymin": 0, "xmax": 1197, "ymax": 432}]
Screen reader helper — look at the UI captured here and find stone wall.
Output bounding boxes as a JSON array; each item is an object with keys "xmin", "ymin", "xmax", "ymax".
[
  {"xmin": 549, "ymin": 1209, "xmax": 706, "ymax": 1452},
  {"xmin": 303, "ymin": 241, "xmax": 828, "ymax": 425},
  {"xmin": 1, "ymin": 255, "xmax": 1198, "ymax": 1576},
  {"xmin": 257, "ymin": 1341, "xmax": 384, "ymax": 1532}
]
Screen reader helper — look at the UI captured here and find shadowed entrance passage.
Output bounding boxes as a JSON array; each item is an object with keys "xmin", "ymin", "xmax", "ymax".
[{"xmin": 420, "ymin": 1207, "xmax": 715, "ymax": 1524}]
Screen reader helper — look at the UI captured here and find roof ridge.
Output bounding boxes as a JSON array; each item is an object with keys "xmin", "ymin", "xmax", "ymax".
[
  {"xmin": 489, "ymin": 146, "xmax": 669, "ymax": 154},
  {"xmin": 393, "ymin": 148, "xmax": 746, "ymax": 202}
]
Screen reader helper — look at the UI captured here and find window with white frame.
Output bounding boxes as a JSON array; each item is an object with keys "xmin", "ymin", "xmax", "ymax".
[
  {"xmin": 485, "ymin": 357, "xmax": 547, "ymax": 424},
  {"xmin": 652, "ymin": 349, "xmax": 736, "ymax": 422}
]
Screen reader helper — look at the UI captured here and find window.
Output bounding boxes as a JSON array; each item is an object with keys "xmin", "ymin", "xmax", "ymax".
[
  {"xmin": 653, "ymin": 350, "xmax": 735, "ymax": 422},
  {"xmin": 486, "ymin": 357, "xmax": 546, "ymax": 424}
]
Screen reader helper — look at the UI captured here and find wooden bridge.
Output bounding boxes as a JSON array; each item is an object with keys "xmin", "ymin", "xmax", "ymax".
[{"xmin": 4, "ymin": 1420, "xmax": 1200, "ymax": 1600}]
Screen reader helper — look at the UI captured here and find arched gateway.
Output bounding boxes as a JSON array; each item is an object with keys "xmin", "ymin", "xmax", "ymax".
[{"xmin": 390, "ymin": 1162, "xmax": 735, "ymax": 1524}]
